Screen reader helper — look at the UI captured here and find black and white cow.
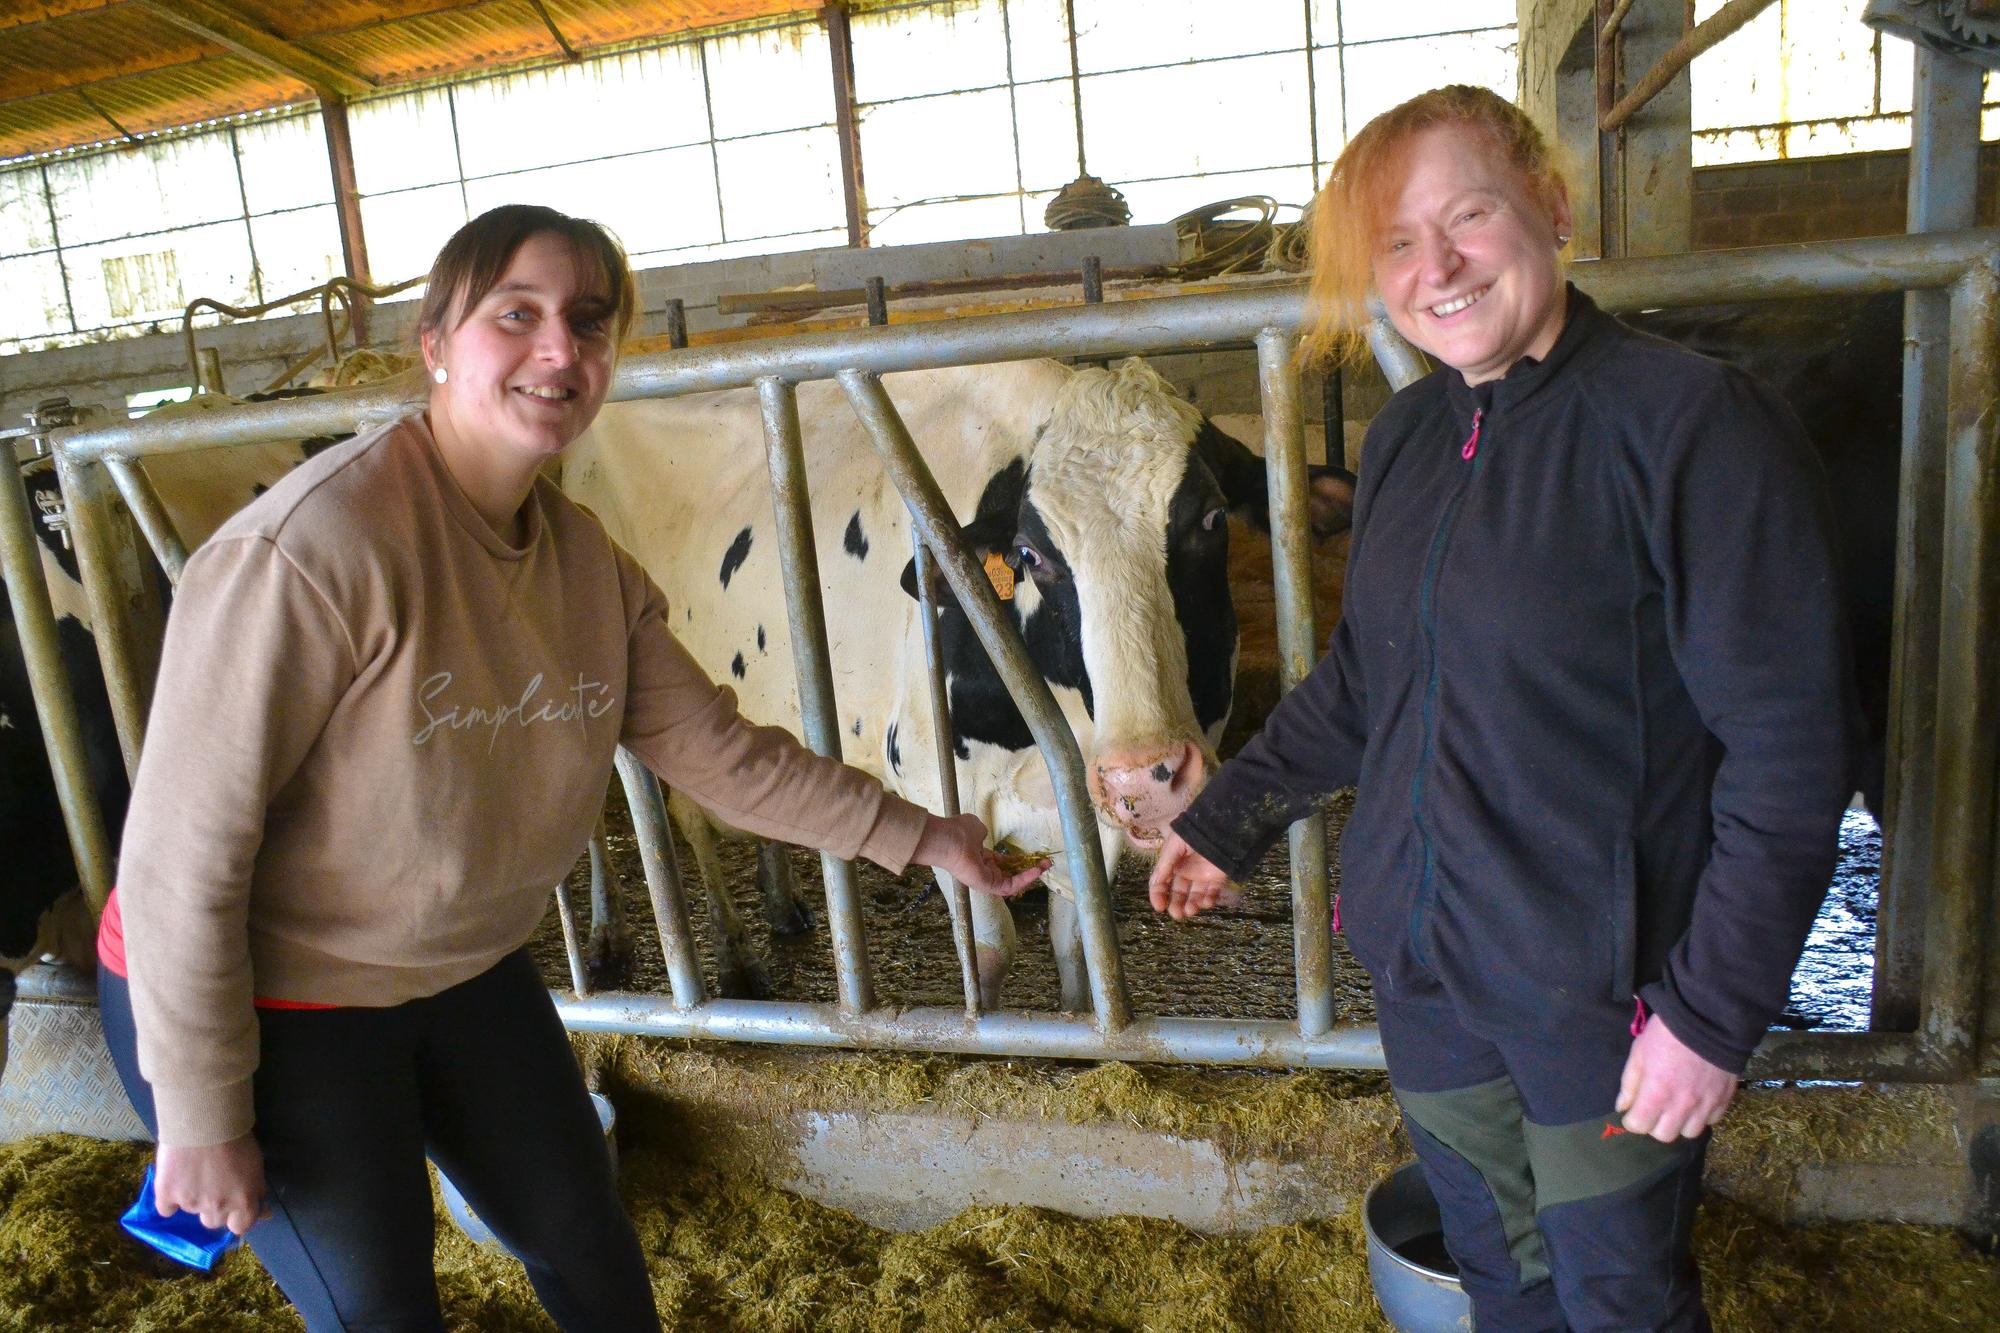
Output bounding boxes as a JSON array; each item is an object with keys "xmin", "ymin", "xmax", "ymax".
[{"xmin": 566, "ymin": 357, "xmax": 1354, "ymax": 1009}]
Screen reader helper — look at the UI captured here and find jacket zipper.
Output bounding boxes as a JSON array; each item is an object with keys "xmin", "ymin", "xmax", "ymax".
[{"xmin": 1407, "ymin": 406, "xmax": 1485, "ymax": 967}]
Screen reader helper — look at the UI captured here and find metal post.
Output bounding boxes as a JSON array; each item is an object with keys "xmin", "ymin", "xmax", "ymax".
[
  {"xmin": 912, "ymin": 531, "xmax": 984, "ymax": 1017},
  {"xmin": 1921, "ymin": 256, "xmax": 1999, "ymax": 1071},
  {"xmin": 613, "ymin": 747, "xmax": 708, "ymax": 1009},
  {"xmin": 665, "ymin": 298, "xmax": 688, "ymax": 350},
  {"xmin": 837, "ymin": 368, "xmax": 1132, "ymax": 1032},
  {"xmin": 1877, "ymin": 47, "xmax": 1986, "ymax": 1029},
  {"xmin": 865, "ymin": 276, "xmax": 888, "ymax": 328},
  {"xmin": 320, "ymin": 97, "xmax": 373, "ymax": 346},
  {"xmin": 1082, "ymin": 256, "xmax": 1103, "ymax": 304},
  {"xmin": 757, "ymin": 375, "xmax": 876, "ymax": 1016},
  {"xmin": 1365, "ymin": 312, "xmax": 1430, "ymax": 391},
  {"xmin": 102, "ymin": 456, "xmax": 190, "ymax": 586},
  {"xmin": 822, "ymin": 1, "xmax": 868, "ymax": 248},
  {"xmin": 553, "ymin": 883, "xmax": 590, "ymax": 996},
  {"xmin": 1258, "ymin": 329, "xmax": 1334, "ymax": 1038},
  {"xmin": 0, "ymin": 455, "xmax": 116, "ymax": 916},
  {"xmin": 49, "ymin": 451, "xmax": 163, "ymax": 781}
]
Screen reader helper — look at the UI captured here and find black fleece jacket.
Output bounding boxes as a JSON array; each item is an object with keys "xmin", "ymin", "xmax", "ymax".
[{"xmin": 1175, "ymin": 288, "xmax": 1856, "ymax": 1073}]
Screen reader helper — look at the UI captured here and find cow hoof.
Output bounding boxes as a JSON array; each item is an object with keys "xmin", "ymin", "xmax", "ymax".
[
  {"xmin": 717, "ymin": 959, "xmax": 775, "ymax": 1001},
  {"xmin": 585, "ymin": 930, "xmax": 635, "ymax": 991},
  {"xmin": 766, "ymin": 898, "xmax": 814, "ymax": 938}
]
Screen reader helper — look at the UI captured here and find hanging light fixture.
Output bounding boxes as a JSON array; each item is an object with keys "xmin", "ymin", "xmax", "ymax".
[{"xmin": 1043, "ymin": 0, "xmax": 1130, "ymax": 230}]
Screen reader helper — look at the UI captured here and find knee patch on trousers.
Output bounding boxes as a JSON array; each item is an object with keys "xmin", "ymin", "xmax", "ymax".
[
  {"xmin": 1395, "ymin": 1076, "xmax": 1551, "ymax": 1289},
  {"xmin": 1522, "ymin": 1115, "xmax": 1694, "ymax": 1211}
]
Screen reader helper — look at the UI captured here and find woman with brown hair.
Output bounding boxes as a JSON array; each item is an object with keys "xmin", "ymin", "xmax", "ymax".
[
  {"xmin": 1150, "ymin": 87, "xmax": 1855, "ymax": 1330},
  {"xmin": 96, "ymin": 203, "xmax": 1042, "ymax": 1330}
]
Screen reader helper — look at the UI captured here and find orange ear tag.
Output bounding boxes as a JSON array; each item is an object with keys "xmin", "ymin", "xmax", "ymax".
[{"xmin": 983, "ymin": 551, "xmax": 1016, "ymax": 601}]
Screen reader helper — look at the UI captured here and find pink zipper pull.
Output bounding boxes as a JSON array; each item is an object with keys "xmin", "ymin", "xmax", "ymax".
[
  {"xmin": 1630, "ymin": 996, "xmax": 1648, "ymax": 1037},
  {"xmin": 1461, "ymin": 408, "xmax": 1483, "ymax": 461},
  {"xmin": 1332, "ymin": 894, "xmax": 1342, "ymax": 933}
]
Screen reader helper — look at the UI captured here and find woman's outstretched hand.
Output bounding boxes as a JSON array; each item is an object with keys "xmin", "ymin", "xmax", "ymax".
[
  {"xmin": 154, "ymin": 1134, "xmax": 269, "ymax": 1236},
  {"xmin": 912, "ymin": 813, "xmax": 1049, "ymax": 898},
  {"xmin": 1147, "ymin": 831, "xmax": 1241, "ymax": 920}
]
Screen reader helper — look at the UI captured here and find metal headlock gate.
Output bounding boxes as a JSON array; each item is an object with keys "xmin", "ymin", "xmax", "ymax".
[{"xmin": 3, "ymin": 227, "xmax": 1994, "ymax": 1084}]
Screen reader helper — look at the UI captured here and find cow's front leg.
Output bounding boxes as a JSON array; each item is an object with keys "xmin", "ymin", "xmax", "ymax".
[
  {"xmin": 1046, "ymin": 889, "xmax": 1089, "ymax": 1014},
  {"xmin": 667, "ymin": 792, "xmax": 771, "ymax": 1000},
  {"xmin": 584, "ymin": 819, "xmax": 634, "ymax": 990},
  {"xmin": 940, "ymin": 870, "xmax": 1016, "ymax": 1010},
  {"xmin": 755, "ymin": 840, "xmax": 814, "ymax": 936}
]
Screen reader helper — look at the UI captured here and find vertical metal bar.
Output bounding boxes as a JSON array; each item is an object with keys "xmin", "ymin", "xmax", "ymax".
[
  {"xmin": 0, "ymin": 456, "xmax": 116, "ymax": 916},
  {"xmin": 1081, "ymin": 256, "xmax": 1103, "ymax": 304},
  {"xmin": 1594, "ymin": 0, "xmax": 1624, "ymax": 260},
  {"xmin": 553, "ymin": 883, "xmax": 590, "ymax": 996},
  {"xmin": 837, "ymin": 368, "xmax": 1132, "ymax": 1032},
  {"xmin": 49, "ymin": 450, "xmax": 162, "ymax": 781},
  {"xmin": 822, "ymin": 1, "xmax": 869, "ymax": 247},
  {"xmin": 911, "ymin": 530, "xmax": 984, "ymax": 1017},
  {"xmin": 1258, "ymin": 330, "xmax": 1334, "ymax": 1037},
  {"xmin": 197, "ymin": 348, "xmax": 226, "ymax": 396},
  {"xmin": 665, "ymin": 298, "xmax": 688, "ymax": 350},
  {"xmin": 102, "ymin": 457, "xmax": 190, "ymax": 587},
  {"xmin": 1922, "ymin": 257, "xmax": 1998, "ymax": 1071},
  {"xmin": 1876, "ymin": 47, "xmax": 1984, "ymax": 1030},
  {"xmin": 320, "ymin": 98, "xmax": 373, "ymax": 346},
  {"xmin": 1321, "ymin": 368, "xmax": 1344, "ymax": 469},
  {"xmin": 1365, "ymin": 312, "xmax": 1430, "ymax": 391},
  {"xmin": 613, "ymin": 748, "xmax": 708, "ymax": 1009},
  {"xmin": 865, "ymin": 276, "xmax": 888, "ymax": 327},
  {"xmin": 757, "ymin": 375, "xmax": 876, "ymax": 1016}
]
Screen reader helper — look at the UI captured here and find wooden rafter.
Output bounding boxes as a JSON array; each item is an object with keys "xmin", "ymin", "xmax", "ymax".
[
  {"xmin": 137, "ymin": 0, "xmax": 372, "ymax": 98},
  {"xmin": 525, "ymin": 0, "xmax": 579, "ymax": 61}
]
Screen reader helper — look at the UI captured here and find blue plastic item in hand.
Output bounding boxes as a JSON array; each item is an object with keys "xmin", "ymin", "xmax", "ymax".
[{"xmin": 119, "ymin": 1163, "xmax": 243, "ymax": 1271}]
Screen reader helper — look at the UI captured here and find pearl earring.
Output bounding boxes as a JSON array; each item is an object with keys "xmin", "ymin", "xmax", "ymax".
[{"xmin": 432, "ymin": 366, "xmax": 448, "ymax": 384}]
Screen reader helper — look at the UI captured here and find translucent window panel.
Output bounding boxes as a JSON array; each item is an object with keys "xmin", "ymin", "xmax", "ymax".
[
  {"xmin": 632, "ymin": 228, "xmax": 846, "ymax": 270},
  {"xmin": 1007, "ymin": 0, "xmax": 1077, "ymax": 84},
  {"xmin": 0, "ymin": 166, "xmax": 54, "ymax": 253},
  {"xmin": 867, "ymin": 193, "xmax": 1025, "ymax": 247},
  {"xmin": 1340, "ymin": 29, "xmax": 1516, "ymax": 133},
  {"xmin": 860, "ymin": 88, "xmax": 1021, "ymax": 208},
  {"xmin": 1078, "ymin": 55, "xmax": 1311, "ymax": 183},
  {"xmin": 1788, "ymin": 115, "xmax": 1910, "ymax": 158},
  {"xmin": 704, "ymin": 23, "xmax": 833, "ymax": 139},
  {"xmin": 248, "ymin": 205, "xmax": 344, "ymax": 305},
  {"xmin": 348, "ymin": 88, "xmax": 462, "ymax": 195},
  {"xmin": 1689, "ymin": 0, "xmax": 1783, "ymax": 131},
  {"xmin": 1012, "ymin": 79, "xmax": 1083, "ymax": 192},
  {"xmin": 852, "ymin": 1, "xmax": 1011, "ymax": 103},
  {"xmin": 235, "ymin": 112, "xmax": 333, "ymax": 215},
  {"xmin": 1776, "ymin": 0, "xmax": 1879, "ymax": 124},
  {"xmin": 714, "ymin": 126, "xmax": 844, "ymax": 241},
  {"xmin": 1311, "ymin": 45, "xmax": 1346, "ymax": 159},
  {"xmin": 62, "ymin": 221, "xmax": 254, "ymax": 329},
  {"xmin": 1692, "ymin": 126, "xmax": 1786, "ymax": 167},
  {"xmin": 1878, "ymin": 32, "xmax": 1913, "ymax": 115},
  {"xmin": 0, "ymin": 252, "xmax": 72, "ymax": 342},
  {"xmin": 1113, "ymin": 165, "xmax": 1317, "ymax": 226},
  {"xmin": 358, "ymin": 184, "xmax": 467, "ymax": 288},
  {"xmin": 46, "ymin": 132, "xmax": 244, "ymax": 245},
  {"xmin": 452, "ymin": 46, "xmax": 712, "ymax": 178},
  {"xmin": 1072, "ymin": 0, "xmax": 1306, "ymax": 74},
  {"xmin": 1329, "ymin": 0, "xmax": 1514, "ymax": 44},
  {"xmin": 463, "ymin": 146, "xmax": 723, "ymax": 255}
]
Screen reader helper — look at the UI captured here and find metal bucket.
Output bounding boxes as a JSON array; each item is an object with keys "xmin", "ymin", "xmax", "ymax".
[
  {"xmin": 1363, "ymin": 1160, "xmax": 1472, "ymax": 1332},
  {"xmin": 439, "ymin": 1091, "xmax": 616, "ymax": 1249}
]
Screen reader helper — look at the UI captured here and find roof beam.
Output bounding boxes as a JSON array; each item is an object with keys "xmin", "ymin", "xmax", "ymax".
[
  {"xmin": 525, "ymin": 0, "xmax": 579, "ymax": 61},
  {"xmin": 136, "ymin": 0, "xmax": 371, "ymax": 98}
]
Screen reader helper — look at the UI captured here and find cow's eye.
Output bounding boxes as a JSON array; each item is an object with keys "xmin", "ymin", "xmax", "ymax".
[
  {"xmin": 1200, "ymin": 506, "xmax": 1229, "ymax": 532},
  {"xmin": 1015, "ymin": 543, "xmax": 1043, "ymax": 571}
]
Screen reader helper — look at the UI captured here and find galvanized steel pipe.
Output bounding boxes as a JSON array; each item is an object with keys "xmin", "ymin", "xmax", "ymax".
[
  {"xmin": 613, "ymin": 748, "xmax": 708, "ymax": 1010},
  {"xmin": 758, "ymin": 375, "xmax": 876, "ymax": 1016},
  {"xmin": 50, "ymin": 449, "xmax": 157, "ymax": 781},
  {"xmin": 837, "ymin": 368, "xmax": 1132, "ymax": 1033},
  {"xmin": 911, "ymin": 530, "xmax": 985, "ymax": 1017},
  {"xmin": 102, "ymin": 457, "xmax": 190, "ymax": 586}
]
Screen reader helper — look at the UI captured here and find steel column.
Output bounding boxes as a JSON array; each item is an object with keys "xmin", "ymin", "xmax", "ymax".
[
  {"xmin": 758, "ymin": 376, "xmax": 875, "ymax": 1016},
  {"xmin": 911, "ymin": 530, "xmax": 984, "ymax": 1017},
  {"xmin": 1256, "ymin": 329, "xmax": 1333, "ymax": 1037},
  {"xmin": 1921, "ymin": 258, "xmax": 2000, "ymax": 1070},
  {"xmin": 0, "ymin": 457, "xmax": 116, "ymax": 915},
  {"xmin": 1364, "ymin": 312, "xmax": 1429, "ymax": 390},
  {"xmin": 552, "ymin": 882, "xmax": 589, "ymax": 996},
  {"xmin": 837, "ymin": 369, "xmax": 1132, "ymax": 1033},
  {"xmin": 1877, "ymin": 48, "xmax": 1987, "ymax": 1029},
  {"xmin": 613, "ymin": 748, "xmax": 708, "ymax": 1009}
]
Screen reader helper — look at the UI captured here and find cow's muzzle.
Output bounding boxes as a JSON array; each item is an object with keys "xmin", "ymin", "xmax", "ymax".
[{"xmin": 1089, "ymin": 740, "xmax": 1208, "ymax": 850}]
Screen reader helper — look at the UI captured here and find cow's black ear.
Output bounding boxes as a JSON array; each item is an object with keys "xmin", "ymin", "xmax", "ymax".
[
  {"xmin": 898, "ymin": 552, "xmax": 953, "ymax": 607},
  {"xmin": 1192, "ymin": 418, "xmax": 1356, "ymax": 540},
  {"xmin": 960, "ymin": 456, "xmax": 1027, "ymax": 559}
]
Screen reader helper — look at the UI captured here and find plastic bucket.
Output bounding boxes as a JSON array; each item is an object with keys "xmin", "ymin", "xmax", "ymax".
[
  {"xmin": 439, "ymin": 1091, "xmax": 616, "ymax": 1249},
  {"xmin": 1362, "ymin": 1160, "xmax": 1473, "ymax": 1332}
]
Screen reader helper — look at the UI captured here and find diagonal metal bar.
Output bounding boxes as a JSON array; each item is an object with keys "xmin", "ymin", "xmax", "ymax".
[
  {"xmin": 836, "ymin": 368, "xmax": 1131, "ymax": 1033},
  {"xmin": 614, "ymin": 748, "xmax": 708, "ymax": 1010},
  {"xmin": 911, "ymin": 529, "xmax": 984, "ymax": 1017}
]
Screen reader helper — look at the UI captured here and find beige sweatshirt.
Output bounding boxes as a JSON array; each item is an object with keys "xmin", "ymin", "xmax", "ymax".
[{"xmin": 119, "ymin": 415, "xmax": 928, "ymax": 1147}]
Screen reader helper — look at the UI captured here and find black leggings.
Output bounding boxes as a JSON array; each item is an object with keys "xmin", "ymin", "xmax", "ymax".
[{"xmin": 100, "ymin": 950, "xmax": 659, "ymax": 1333}]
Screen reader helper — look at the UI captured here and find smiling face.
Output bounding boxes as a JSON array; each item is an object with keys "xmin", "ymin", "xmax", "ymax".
[
  {"xmin": 422, "ymin": 230, "xmax": 618, "ymax": 466},
  {"xmin": 1373, "ymin": 122, "xmax": 1572, "ymax": 385}
]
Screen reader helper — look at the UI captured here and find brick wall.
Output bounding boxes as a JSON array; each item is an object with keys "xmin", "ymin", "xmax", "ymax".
[{"xmin": 1693, "ymin": 144, "xmax": 2000, "ymax": 249}]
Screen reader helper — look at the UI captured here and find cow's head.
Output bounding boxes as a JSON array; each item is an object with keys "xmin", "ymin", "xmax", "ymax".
[{"xmin": 902, "ymin": 358, "xmax": 1353, "ymax": 850}]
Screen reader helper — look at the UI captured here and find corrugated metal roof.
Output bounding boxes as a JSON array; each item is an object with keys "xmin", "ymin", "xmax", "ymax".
[{"xmin": 0, "ymin": 0, "xmax": 814, "ymax": 163}]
